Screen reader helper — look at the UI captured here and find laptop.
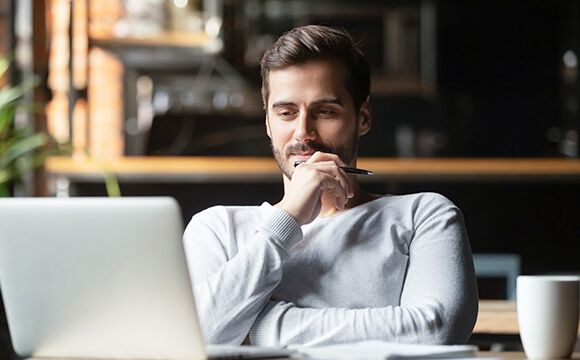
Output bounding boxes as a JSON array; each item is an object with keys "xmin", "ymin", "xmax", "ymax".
[{"xmin": 0, "ymin": 197, "xmax": 293, "ymax": 360}]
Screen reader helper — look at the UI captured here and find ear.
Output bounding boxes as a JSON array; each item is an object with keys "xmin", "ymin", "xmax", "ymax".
[
  {"xmin": 265, "ymin": 114, "xmax": 272, "ymax": 138},
  {"xmin": 357, "ymin": 96, "xmax": 372, "ymax": 136}
]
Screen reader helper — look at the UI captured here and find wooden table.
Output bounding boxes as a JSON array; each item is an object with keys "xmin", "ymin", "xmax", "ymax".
[
  {"xmin": 475, "ymin": 300, "xmax": 519, "ymax": 335},
  {"xmin": 475, "ymin": 300, "xmax": 580, "ymax": 336},
  {"xmin": 478, "ymin": 352, "xmax": 580, "ymax": 359}
]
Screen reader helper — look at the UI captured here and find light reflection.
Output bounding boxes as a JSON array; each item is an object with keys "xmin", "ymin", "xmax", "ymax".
[
  {"xmin": 563, "ymin": 50, "xmax": 577, "ymax": 68},
  {"xmin": 173, "ymin": 0, "xmax": 188, "ymax": 9}
]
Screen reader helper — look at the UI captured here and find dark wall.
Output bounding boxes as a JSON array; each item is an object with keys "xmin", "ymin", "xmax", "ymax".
[
  {"xmin": 436, "ymin": 0, "xmax": 567, "ymax": 158},
  {"xmin": 361, "ymin": 0, "xmax": 573, "ymax": 159}
]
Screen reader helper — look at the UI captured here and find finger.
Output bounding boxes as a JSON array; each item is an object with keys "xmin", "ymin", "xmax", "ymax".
[
  {"xmin": 317, "ymin": 174, "xmax": 349, "ymax": 210},
  {"xmin": 304, "ymin": 161, "xmax": 353, "ymax": 199},
  {"xmin": 337, "ymin": 168, "xmax": 355, "ymax": 199},
  {"xmin": 312, "ymin": 162, "xmax": 354, "ymax": 198},
  {"xmin": 308, "ymin": 151, "xmax": 348, "ymax": 167}
]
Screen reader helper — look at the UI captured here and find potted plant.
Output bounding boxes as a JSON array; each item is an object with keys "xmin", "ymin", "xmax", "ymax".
[{"xmin": 0, "ymin": 56, "xmax": 60, "ymax": 197}]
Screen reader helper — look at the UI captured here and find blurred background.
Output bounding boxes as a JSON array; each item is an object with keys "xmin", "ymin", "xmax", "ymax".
[{"xmin": 1, "ymin": 0, "xmax": 580, "ymax": 355}]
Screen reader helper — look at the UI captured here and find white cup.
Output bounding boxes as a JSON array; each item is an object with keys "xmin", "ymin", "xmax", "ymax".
[{"xmin": 517, "ymin": 275, "xmax": 580, "ymax": 359}]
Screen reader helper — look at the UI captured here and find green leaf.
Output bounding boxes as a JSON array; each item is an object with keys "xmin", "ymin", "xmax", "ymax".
[
  {"xmin": 0, "ymin": 56, "xmax": 62, "ymax": 194},
  {"xmin": 0, "ymin": 57, "xmax": 9, "ymax": 79},
  {"xmin": 0, "ymin": 106, "xmax": 13, "ymax": 137},
  {"xmin": 0, "ymin": 133, "xmax": 48, "ymax": 169},
  {"xmin": 0, "ymin": 168, "xmax": 10, "ymax": 183},
  {"xmin": 0, "ymin": 182, "xmax": 10, "ymax": 197},
  {"xmin": 103, "ymin": 169, "xmax": 122, "ymax": 197},
  {"xmin": 0, "ymin": 74, "xmax": 39, "ymax": 109},
  {"xmin": 0, "ymin": 85, "xmax": 26, "ymax": 111}
]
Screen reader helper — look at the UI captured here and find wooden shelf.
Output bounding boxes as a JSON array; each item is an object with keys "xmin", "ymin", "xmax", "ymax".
[
  {"xmin": 89, "ymin": 31, "xmax": 212, "ymax": 48},
  {"xmin": 371, "ymin": 77, "xmax": 436, "ymax": 97},
  {"xmin": 45, "ymin": 156, "xmax": 580, "ymax": 184},
  {"xmin": 358, "ymin": 157, "xmax": 580, "ymax": 181}
]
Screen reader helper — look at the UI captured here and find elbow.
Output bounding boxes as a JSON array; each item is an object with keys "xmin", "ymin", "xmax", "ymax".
[
  {"xmin": 197, "ymin": 306, "xmax": 251, "ymax": 345},
  {"xmin": 434, "ymin": 297, "xmax": 479, "ymax": 345},
  {"xmin": 414, "ymin": 304, "xmax": 453, "ymax": 345},
  {"xmin": 203, "ymin": 324, "xmax": 248, "ymax": 346},
  {"xmin": 449, "ymin": 294, "xmax": 479, "ymax": 344},
  {"xmin": 404, "ymin": 298, "xmax": 478, "ymax": 345}
]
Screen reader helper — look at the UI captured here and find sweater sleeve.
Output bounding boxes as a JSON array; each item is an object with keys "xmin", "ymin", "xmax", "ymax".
[
  {"xmin": 249, "ymin": 201, "xmax": 478, "ymax": 348},
  {"xmin": 183, "ymin": 205, "xmax": 302, "ymax": 345}
]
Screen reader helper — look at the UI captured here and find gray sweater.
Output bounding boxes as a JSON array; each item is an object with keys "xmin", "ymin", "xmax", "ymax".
[{"xmin": 183, "ymin": 192, "xmax": 478, "ymax": 348}]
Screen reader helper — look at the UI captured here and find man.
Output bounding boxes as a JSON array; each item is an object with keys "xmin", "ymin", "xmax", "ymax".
[{"xmin": 183, "ymin": 25, "xmax": 478, "ymax": 348}]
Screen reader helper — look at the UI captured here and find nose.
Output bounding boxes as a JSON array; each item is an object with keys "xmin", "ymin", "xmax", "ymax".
[{"xmin": 294, "ymin": 112, "xmax": 317, "ymax": 142}]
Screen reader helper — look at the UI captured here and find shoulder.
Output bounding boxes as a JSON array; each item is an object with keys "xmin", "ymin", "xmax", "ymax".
[
  {"xmin": 369, "ymin": 192, "xmax": 462, "ymax": 226},
  {"xmin": 372, "ymin": 192, "xmax": 457, "ymax": 212},
  {"xmin": 183, "ymin": 204, "xmax": 268, "ymax": 255},
  {"xmin": 191, "ymin": 204, "xmax": 263, "ymax": 219},
  {"xmin": 185, "ymin": 204, "xmax": 265, "ymax": 234}
]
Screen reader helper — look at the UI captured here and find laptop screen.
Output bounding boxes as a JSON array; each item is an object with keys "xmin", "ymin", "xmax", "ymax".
[{"xmin": 0, "ymin": 197, "xmax": 207, "ymax": 360}]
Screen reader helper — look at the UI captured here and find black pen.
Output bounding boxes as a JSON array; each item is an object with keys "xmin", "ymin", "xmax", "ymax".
[{"xmin": 293, "ymin": 161, "xmax": 374, "ymax": 175}]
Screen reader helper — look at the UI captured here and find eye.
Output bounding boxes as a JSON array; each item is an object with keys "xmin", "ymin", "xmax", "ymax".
[
  {"xmin": 316, "ymin": 108, "xmax": 335, "ymax": 118},
  {"xmin": 276, "ymin": 109, "xmax": 296, "ymax": 120}
]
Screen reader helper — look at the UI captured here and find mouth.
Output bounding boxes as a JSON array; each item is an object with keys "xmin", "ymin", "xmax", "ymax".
[{"xmin": 290, "ymin": 152, "xmax": 314, "ymax": 163}]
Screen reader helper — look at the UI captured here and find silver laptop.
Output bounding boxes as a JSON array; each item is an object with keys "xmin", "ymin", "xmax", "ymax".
[{"xmin": 0, "ymin": 197, "xmax": 292, "ymax": 360}]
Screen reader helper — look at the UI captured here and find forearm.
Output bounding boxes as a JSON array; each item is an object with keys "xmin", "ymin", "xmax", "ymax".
[
  {"xmin": 192, "ymin": 241, "xmax": 285, "ymax": 344},
  {"xmin": 249, "ymin": 298, "xmax": 473, "ymax": 348},
  {"xmin": 184, "ymin": 206, "xmax": 302, "ymax": 345}
]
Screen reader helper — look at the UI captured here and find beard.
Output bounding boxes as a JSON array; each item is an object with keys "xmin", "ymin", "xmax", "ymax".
[{"xmin": 271, "ymin": 135, "xmax": 359, "ymax": 179}]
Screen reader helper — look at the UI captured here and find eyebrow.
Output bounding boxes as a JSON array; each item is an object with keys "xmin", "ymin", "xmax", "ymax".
[
  {"xmin": 271, "ymin": 101, "xmax": 295, "ymax": 109},
  {"xmin": 311, "ymin": 97, "xmax": 344, "ymax": 107},
  {"xmin": 271, "ymin": 97, "xmax": 344, "ymax": 109}
]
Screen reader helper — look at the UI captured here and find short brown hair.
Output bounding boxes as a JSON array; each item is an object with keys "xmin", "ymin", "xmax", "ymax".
[{"xmin": 260, "ymin": 25, "xmax": 371, "ymax": 112}]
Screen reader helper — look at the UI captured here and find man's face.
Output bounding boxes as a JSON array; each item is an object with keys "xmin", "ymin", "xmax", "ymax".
[{"xmin": 265, "ymin": 59, "xmax": 370, "ymax": 179}]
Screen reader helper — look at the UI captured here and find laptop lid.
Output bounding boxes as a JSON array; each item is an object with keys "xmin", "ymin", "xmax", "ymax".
[{"xmin": 0, "ymin": 197, "xmax": 207, "ymax": 360}]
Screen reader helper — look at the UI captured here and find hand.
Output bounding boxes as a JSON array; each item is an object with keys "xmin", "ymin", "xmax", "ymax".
[{"xmin": 275, "ymin": 152, "xmax": 354, "ymax": 225}]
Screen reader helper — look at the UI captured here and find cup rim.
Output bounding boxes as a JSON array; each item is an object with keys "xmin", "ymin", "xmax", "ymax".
[{"xmin": 517, "ymin": 275, "xmax": 580, "ymax": 282}]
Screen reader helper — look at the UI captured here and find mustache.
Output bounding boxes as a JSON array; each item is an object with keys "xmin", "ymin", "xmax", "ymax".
[{"xmin": 285, "ymin": 142, "xmax": 334, "ymax": 157}]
